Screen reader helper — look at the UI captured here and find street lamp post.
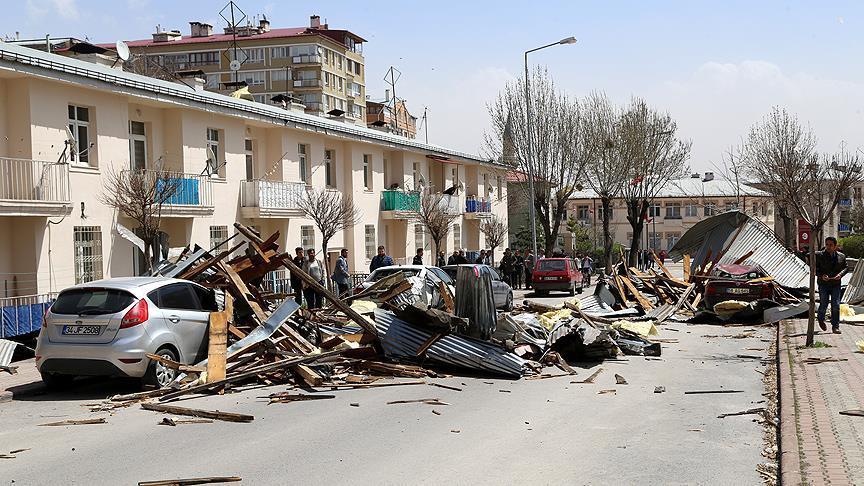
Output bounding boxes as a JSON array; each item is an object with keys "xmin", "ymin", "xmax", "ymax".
[{"xmin": 524, "ymin": 36, "xmax": 577, "ymax": 258}]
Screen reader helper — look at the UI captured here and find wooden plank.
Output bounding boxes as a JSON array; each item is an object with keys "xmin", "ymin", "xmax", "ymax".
[
  {"xmin": 217, "ymin": 260, "xmax": 268, "ymax": 323},
  {"xmin": 141, "ymin": 403, "xmax": 253, "ymax": 423},
  {"xmin": 691, "ymin": 292, "xmax": 702, "ymax": 309},
  {"xmin": 682, "ymin": 254, "xmax": 691, "ymax": 282},
  {"xmin": 733, "ymin": 249, "xmax": 756, "ymax": 265},
  {"xmin": 145, "ymin": 353, "xmax": 204, "ymax": 373},
  {"xmin": 233, "ymin": 222, "xmax": 265, "ymax": 245},
  {"xmin": 650, "ymin": 250, "xmax": 673, "ymax": 279},
  {"xmin": 611, "ymin": 273, "xmax": 632, "ymax": 308},
  {"xmin": 619, "ymin": 275, "xmax": 654, "ymax": 311},
  {"xmin": 138, "ymin": 476, "xmax": 241, "ymax": 486},
  {"xmin": 177, "ymin": 242, "xmax": 244, "ymax": 281},
  {"xmin": 438, "ymin": 281, "xmax": 454, "ymax": 313},
  {"xmin": 39, "ymin": 418, "xmax": 106, "ymax": 426},
  {"xmin": 206, "ymin": 296, "xmax": 230, "ymax": 383}
]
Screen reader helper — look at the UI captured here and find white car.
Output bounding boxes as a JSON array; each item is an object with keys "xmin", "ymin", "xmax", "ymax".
[{"xmin": 354, "ymin": 265, "xmax": 456, "ymax": 296}]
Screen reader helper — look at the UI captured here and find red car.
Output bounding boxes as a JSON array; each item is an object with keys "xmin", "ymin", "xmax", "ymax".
[
  {"xmin": 532, "ymin": 258, "xmax": 584, "ymax": 296},
  {"xmin": 704, "ymin": 264, "xmax": 773, "ymax": 308}
]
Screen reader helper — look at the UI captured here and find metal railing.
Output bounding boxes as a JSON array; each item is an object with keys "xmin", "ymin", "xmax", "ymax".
[
  {"xmin": 0, "ymin": 292, "xmax": 56, "ymax": 338},
  {"xmin": 240, "ymin": 179, "xmax": 306, "ymax": 210},
  {"xmin": 122, "ymin": 169, "xmax": 213, "ymax": 208},
  {"xmin": 294, "ymin": 79, "xmax": 323, "ymax": 88},
  {"xmin": 465, "ymin": 196, "xmax": 492, "ymax": 213},
  {"xmin": 439, "ymin": 194, "xmax": 462, "ymax": 215},
  {"xmin": 292, "ymin": 55, "xmax": 322, "ymax": 64},
  {"xmin": 381, "ymin": 190, "xmax": 420, "ymax": 211},
  {"xmin": 0, "ymin": 157, "xmax": 70, "ymax": 203}
]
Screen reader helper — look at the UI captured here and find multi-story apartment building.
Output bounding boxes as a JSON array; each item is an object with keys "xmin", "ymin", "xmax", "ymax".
[
  {"xmin": 0, "ymin": 42, "xmax": 507, "ymax": 298},
  {"xmin": 366, "ymin": 94, "xmax": 418, "ymax": 139},
  {"xmin": 564, "ymin": 173, "xmax": 774, "ymax": 253},
  {"xmin": 114, "ymin": 15, "xmax": 367, "ymax": 119}
]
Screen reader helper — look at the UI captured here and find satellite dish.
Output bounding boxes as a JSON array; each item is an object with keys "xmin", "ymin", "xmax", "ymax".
[
  {"xmin": 206, "ymin": 146, "xmax": 218, "ymax": 174},
  {"xmin": 64, "ymin": 126, "xmax": 77, "ymax": 156},
  {"xmin": 458, "ymin": 181, "xmax": 466, "ymax": 192},
  {"xmin": 229, "ymin": 60, "xmax": 242, "ymax": 71},
  {"xmin": 115, "ymin": 40, "xmax": 130, "ymax": 61},
  {"xmin": 417, "ymin": 174, "xmax": 426, "ymax": 187}
]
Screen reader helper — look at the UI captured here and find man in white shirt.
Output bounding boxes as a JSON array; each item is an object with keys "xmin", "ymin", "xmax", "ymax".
[{"xmin": 302, "ymin": 248, "xmax": 325, "ymax": 309}]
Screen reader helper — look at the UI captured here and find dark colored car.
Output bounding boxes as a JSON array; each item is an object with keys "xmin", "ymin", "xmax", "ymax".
[
  {"xmin": 703, "ymin": 263, "xmax": 773, "ymax": 309},
  {"xmin": 531, "ymin": 258, "xmax": 584, "ymax": 296},
  {"xmin": 442, "ymin": 264, "xmax": 513, "ymax": 310}
]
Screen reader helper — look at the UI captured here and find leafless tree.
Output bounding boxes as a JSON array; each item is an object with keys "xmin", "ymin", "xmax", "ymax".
[
  {"xmin": 99, "ymin": 167, "xmax": 180, "ymax": 273},
  {"xmin": 580, "ymin": 92, "xmax": 631, "ymax": 272},
  {"xmin": 485, "ymin": 66, "xmax": 589, "ymax": 256},
  {"xmin": 742, "ymin": 107, "xmax": 863, "ymax": 346},
  {"xmin": 618, "ymin": 97, "xmax": 691, "ymax": 267},
  {"xmin": 480, "ymin": 215, "xmax": 508, "ymax": 266},
  {"xmin": 123, "ymin": 54, "xmax": 183, "ymax": 83},
  {"xmin": 297, "ymin": 188, "xmax": 361, "ymax": 287},
  {"xmin": 409, "ymin": 187, "xmax": 457, "ymax": 261},
  {"xmin": 849, "ymin": 199, "xmax": 864, "ymax": 233}
]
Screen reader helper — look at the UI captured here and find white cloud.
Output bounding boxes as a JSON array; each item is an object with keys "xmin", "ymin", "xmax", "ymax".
[{"xmin": 26, "ymin": 0, "xmax": 79, "ymax": 21}]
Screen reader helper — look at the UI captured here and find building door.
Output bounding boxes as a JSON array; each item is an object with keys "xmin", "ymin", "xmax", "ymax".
[
  {"xmin": 244, "ymin": 139, "xmax": 254, "ymax": 180},
  {"xmin": 128, "ymin": 121, "xmax": 147, "ymax": 171}
]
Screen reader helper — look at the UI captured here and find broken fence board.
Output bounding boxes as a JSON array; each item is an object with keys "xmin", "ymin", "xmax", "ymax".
[{"xmin": 141, "ymin": 403, "xmax": 254, "ymax": 423}]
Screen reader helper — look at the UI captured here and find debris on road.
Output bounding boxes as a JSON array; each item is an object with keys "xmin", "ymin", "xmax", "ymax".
[
  {"xmin": 654, "ymin": 386, "xmax": 666, "ymax": 394},
  {"xmin": 717, "ymin": 407, "xmax": 766, "ymax": 418},
  {"xmin": 614, "ymin": 374, "xmax": 628, "ymax": 385},
  {"xmin": 138, "ymin": 477, "xmax": 241, "ymax": 486},
  {"xmin": 39, "ymin": 418, "xmax": 107, "ymax": 427},
  {"xmin": 141, "ymin": 403, "xmax": 254, "ymax": 423},
  {"xmin": 684, "ymin": 390, "xmax": 745, "ymax": 395}
]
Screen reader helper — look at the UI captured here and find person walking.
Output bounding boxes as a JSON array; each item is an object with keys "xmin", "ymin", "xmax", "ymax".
[
  {"xmin": 369, "ymin": 245, "xmax": 393, "ymax": 272},
  {"xmin": 581, "ymin": 254, "xmax": 594, "ymax": 286},
  {"xmin": 500, "ymin": 248, "xmax": 515, "ymax": 286},
  {"xmin": 302, "ymin": 248, "xmax": 325, "ymax": 309},
  {"xmin": 524, "ymin": 249, "xmax": 535, "ymax": 290},
  {"xmin": 436, "ymin": 251, "xmax": 446, "ymax": 267},
  {"xmin": 512, "ymin": 250, "xmax": 524, "ymax": 289},
  {"xmin": 412, "ymin": 248, "xmax": 424, "ymax": 265},
  {"xmin": 815, "ymin": 236, "xmax": 847, "ymax": 333},
  {"xmin": 290, "ymin": 247, "xmax": 305, "ymax": 306},
  {"xmin": 332, "ymin": 248, "xmax": 350, "ymax": 297}
]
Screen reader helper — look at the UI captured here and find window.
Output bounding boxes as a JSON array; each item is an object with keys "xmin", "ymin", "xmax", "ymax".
[
  {"xmin": 415, "ymin": 224, "xmax": 425, "ymax": 251},
  {"xmin": 232, "ymin": 47, "xmax": 264, "ymax": 64},
  {"xmin": 666, "ymin": 232, "xmax": 681, "ymax": 250},
  {"xmin": 154, "ymin": 283, "xmax": 199, "ymax": 310},
  {"xmin": 325, "ymin": 149, "xmax": 335, "ymax": 188},
  {"xmin": 761, "ymin": 202, "xmax": 767, "ymax": 217},
  {"xmin": 648, "ymin": 202, "xmax": 661, "ymax": 218},
  {"xmin": 271, "ymin": 46, "xmax": 290, "ymax": 59},
  {"xmin": 290, "ymin": 44, "xmax": 320, "ymax": 61},
  {"xmin": 244, "ymin": 139, "xmax": 254, "ymax": 180},
  {"xmin": 206, "ymin": 128, "xmax": 220, "ymax": 176},
  {"xmin": 577, "ymin": 205, "xmax": 590, "ymax": 221},
  {"xmin": 298, "ymin": 144, "xmax": 309, "ymax": 183},
  {"xmin": 363, "ymin": 154, "xmax": 372, "ymax": 190},
  {"xmin": 270, "ymin": 69, "xmax": 290, "ymax": 82},
  {"xmin": 665, "ymin": 202, "xmax": 681, "ymax": 219},
  {"xmin": 685, "ymin": 204, "xmax": 698, "ymax": 217},
  {"xmin": 704, "ymin": 203, "xmax": 716, "ymax": 216},
  {"xmin": 128, "ymin": 121, "xmax": 147, "ymax": 171},
  {"xmin": 192, "ymin": 285, "xmax": 218, "ymax": 311},
  {"xmin": 365, "ymin": 225, "xmax": 376, "ymax": 259},
  {"xmin": 412, "ymin": 162, "xmax": 419, "ymax": 189},
  {"xmin": 301, "ymin": 225, "xmax": 315, "ymax": 249},
  {"xmin": 725, "ymin": 201, "xmax": 738, "ymax": 212},
  {"xmin": 205, "ymin": 73, "xmax": 220, "ymax": 89},
  {"xmin": 188, "ymin": 51, "xmax": 219, "ymax": 66},
  {"xmin": 497, "ymin": 175, "xmax": 503, "ymax": 200},
  {"xmin": 453, "ymin": 224, "xmax": 461, "ymax": 250},
  {"xmin": 599, "ymin": 206, "xmax": 613, "ymax": 221},
  {"xmin": 240, "ymin": 71, "xmax": 265, "ymax": 86},
  {"xmin": 52, "ymin": 288, "xmax": 134, "ymax": 315},
  {"xmin": 68, "ymin": 104, "xmax": 91, "ymax": 165},
  {"xmin": 648, "ymin": 232, "xmax": 661, "ymax": 250},
  {"xmin": 74, "ymin": 226, "xmax": 103, "ymax": 284},
  {"xmin": 209, "ymin": 225, "xmax": 229, "ymax": 250}
]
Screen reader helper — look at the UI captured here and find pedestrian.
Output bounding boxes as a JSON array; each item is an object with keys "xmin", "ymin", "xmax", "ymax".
[
  {"xmin": 475, "ymin": 249, "xmax": 486, "ymax": 265},
  {"xmin": 815, "ymin": 237, "xmax": 847, "ymax": 334},
  {"xmin": 484, "ymin": 249, "xmax": 493, "ymax": 265},
  {"xmin": 290, "ymin": 246, "xmax": 305, "ymax": 306},
  {"xmin": 659, "ymin": 249, "xmax": 667, "ymax": 265},
  {"xmin": 332, "ymin": 248, "xmax": 350, "ymax": 297},
  {"xmin": 581, "ymin": 254, "xmax": 594, "ymax": 286},
  {"xmin": 447, "ymin": 249, "xmax": 459, "ymax": 265},
  {"xmin": 644, "ymin": 249, "xmax": 652, "ymax": 270},
  {"xmin": 436, "ymin": 251, "xmax": 446, "ymax": 267},
  {"xmin": 412, "ymin": 248, "xmax": 424, "ymax": 265},
  {"xmin": 302, "ymin": 248, "xmax": 325, "ymax": 309},
  {"xmin": 512, "ymin": 250, "xmax": 524, "ymax": 289},
  {"xmin": 524, "ymin": 249, "xmax": 535, "ymax": 290},
  {"xmin": 455, "ymin": 249, "xmax": 469, "ymax": 265},
  {"xmin": 637, "ymin": 249, "xmax": 644, "ymax": 271},
  {"xmin": 369, "ymin": 245, "xmax": 393, "ymax": 272},
  {"xmin": 500, "ymin": 248, "xmax": 515, "ymax": 286}
]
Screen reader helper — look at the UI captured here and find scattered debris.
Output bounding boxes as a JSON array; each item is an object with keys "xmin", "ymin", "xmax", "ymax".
[
  {"xmin": 450, "ymin": 429, "xmax": 461, "ymax": 433},
  {"xmin": 264, "ymin": 393, "xmax": 336, "ymax": 404},
  {"xmin": 138, "ymin": 477, "xmax": 241, "ymax": 486},
  {"xmin": 717, "ymin": 407, "xmax": 766, "ymax": 418},
  {"xmin": 684, "ymin": 390, "xmax": 744, "ymax": 395},
  {"xmin": 839, "ymin": 410, "xmax": 864, "ymax": 417},
  {"xmin": 39, "ymin": 418, "xmax": 107, "ymax": 427},
  {"xmin": 349, "ymin": 403, "xmax": 360, "ymax": 407},
  {"xmin": 141, "ymin": 403, "xmax": 254, "ymax": 423},
  {"xmin": 573, "ymin": 368, "xmax": 604, "ymax": 384},
  {"xmin": 158, "ymin": 417, "xmax": 213, "ymax": 426},
  {"xmin": 386, "ymin": 398, "xmax": 449, "ymax": 406},
  {"xmin": 654, "ymin": 386, "xmax": 666, "ymax": 394},
  {"xmin": 614, "ymin": 374, "xmax": 628, "ymax": 385},
  {"xmin": 598, "ymin": 389, "xmax": 616, "ymax": 395},
  {"xmin": 0, "ymin": 448, "xmax": 30, "ymax": 459},
  {"xmin": 803, "ymin": 356, "xmax": 848, "ymax": 364},
  {"xmin": 432, "ymin": 410, "xmax": 442, "ymax": 416}
]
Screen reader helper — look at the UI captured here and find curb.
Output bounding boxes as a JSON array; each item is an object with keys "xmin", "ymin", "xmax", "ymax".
[{"xmin": 778, "ymin": 320, "xmax": 804, "ymax": 486}]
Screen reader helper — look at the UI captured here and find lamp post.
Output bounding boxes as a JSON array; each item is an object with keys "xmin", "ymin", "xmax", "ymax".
[{"xmin": 524, "ymin": 36, "xmax": 577, "ymax": 258}]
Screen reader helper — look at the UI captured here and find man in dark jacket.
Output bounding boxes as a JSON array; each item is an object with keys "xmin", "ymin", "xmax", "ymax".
[
  {"xmin": 412, "ymin": 248, "xmax": 424, "ymax": 265},
  {"xmin": 369, "ymin": 245, "xmax": 394, "ymax": 272},
  {"xmin": 290, "ymin": 247, "xmax": 305, "ymax": 305},
  {"xmin": 500, "ymin": 248, "xmax": 515, "ymax": 285},
  {"xmin": 814, "ymin": 237, "xmax": 847, "ymax": 333}
]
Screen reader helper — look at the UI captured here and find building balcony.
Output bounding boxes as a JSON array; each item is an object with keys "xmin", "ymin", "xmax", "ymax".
[
  {"xmin": 292, "ymin": 55, "xmax": 322, "ymax": 65},
  {"xmin": 839, "ymin": 198, "xmax": 853, "ymax": 208},
  {"xmin": 240, "ymin": 179, "xmax": 306, "ymax": 218},
  {"xmin": 121, "ymin": 169, "xmax": 213, "ymax": 217},
  {"xmin": 464, "ymin": 196, "xmax": 493, "ymax": 219},
  {"xmin": 0, "ymin": 157, "xmax": 72, "ymax": 216},
  {"xmin": 380, "ymin": 189, "xmax": 419, "ymax": 219},
  {"xmin": 439, "ymin": 194, "xmax": 462, "ymax": 216},
  {"xmin": 294, "ymin": 79, "xmax": 323, "ymax": 89}
]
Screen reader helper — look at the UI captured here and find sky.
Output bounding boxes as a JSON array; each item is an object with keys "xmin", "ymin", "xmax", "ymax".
[{"xmin": 5, "ymin": 0, "xmax": 864, "ymax": 171}]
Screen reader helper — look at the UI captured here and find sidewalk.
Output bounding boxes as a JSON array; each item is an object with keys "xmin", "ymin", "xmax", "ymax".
[
  {"xmin": 780, "ymin": 318, "xmax": 864, "ymax": 485},
  {"xmin": 0, "ymin": 358, "xmax": 44, "ymax": 403}
]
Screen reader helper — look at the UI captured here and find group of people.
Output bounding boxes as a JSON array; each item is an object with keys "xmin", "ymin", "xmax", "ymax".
[
  {"xmin": 289, "ymin": 246, "xmax": 354, "ymax": 310},
  {"xmin": 636, "ymin": 249, "xmax": 668, "ymax": 271}
]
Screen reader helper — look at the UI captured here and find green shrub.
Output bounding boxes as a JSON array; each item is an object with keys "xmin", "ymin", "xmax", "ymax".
[{"xmin": 839, "ymin": 235, "xmax": 864, "ymax": 258}]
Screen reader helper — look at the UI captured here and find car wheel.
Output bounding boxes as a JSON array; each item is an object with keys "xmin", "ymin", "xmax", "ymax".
[
  {"xmin": 505, "ymin": 292, "xmax": 514, "ymax": 311},
  {"xmin": 40, "ymin": 372, "xmax": 75, "ymax": 391},
  {"xmin": 143, "ymin": 347, "xmax": 179, "ymax": 389}
]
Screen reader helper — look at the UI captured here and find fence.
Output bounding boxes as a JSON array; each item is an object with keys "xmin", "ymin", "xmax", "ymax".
[
  {"xmin": 240, "ymin": 180, "xmax": 306, "ymax": 210},
  {"xmin": 381, "ymin": 190, "xmax": 419, "ymax": 211},
  {"xmin": 0, "ymin": 292, "xmax": 56, "ymax": 338},
  {"xmin": 124, "ymin": 169, "xmax": 213, "ymax": 208},
  {"xmin": 0, "ymin": 157, "xmax": 70, "ymax": 203}
]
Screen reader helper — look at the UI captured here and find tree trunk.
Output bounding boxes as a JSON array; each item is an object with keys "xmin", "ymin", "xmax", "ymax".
[
  {"xmin": 806, "ymin": 231, "xmax": 816, "ymax": 346},
  {"xmin": 144, "ymin": 242, "xmax": 153, "ymax": 275},
  {"xmin": 601, "ymin": 197, "xmax": 613, "ymax": 273},
  {"xmin": 781, "ymin": 212, "xmax": 796, "ymax": 248}
]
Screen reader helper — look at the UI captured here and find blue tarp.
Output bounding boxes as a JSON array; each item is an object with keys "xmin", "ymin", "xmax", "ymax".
[
  {"xmin": 158, "ymin": 177, "xmax": 199, "ymax": 205},
  {"xmin": 1, "ymin": 302, "xmax": 51, "ymax": 338}
]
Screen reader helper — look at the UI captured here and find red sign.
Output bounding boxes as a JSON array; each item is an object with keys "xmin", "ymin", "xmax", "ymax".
[{"xmin": 798, "ymin": 219, "xmax": 811, "ymax": 250}]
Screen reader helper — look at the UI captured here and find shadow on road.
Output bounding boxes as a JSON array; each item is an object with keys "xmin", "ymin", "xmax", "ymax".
[{"xmin": 9, "ymin": 376, "xmax": 142, "ymax": 402}]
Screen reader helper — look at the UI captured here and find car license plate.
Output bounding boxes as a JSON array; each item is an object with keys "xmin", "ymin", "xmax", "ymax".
[
  {"xmin": 62, "ymin": 325, "xmax": 101, "ymax": 336},
  {"xmin": 727, "ymin": 288, "xmax": 750, "ymax": 295},
  {"xmin": 543, "ymin": 276, "xmax": 557, "ymax": 281}
]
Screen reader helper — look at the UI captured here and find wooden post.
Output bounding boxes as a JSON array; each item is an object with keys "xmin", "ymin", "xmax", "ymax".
[{"xmin": 206, "ymin": 311, "xmax": 228, "ymax": 383}]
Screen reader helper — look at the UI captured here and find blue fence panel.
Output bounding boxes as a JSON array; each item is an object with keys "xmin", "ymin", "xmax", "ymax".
[
  {"xmin": 0, "ymin": 302, "xmax": 51, "ymax": 338},
  {"xmin": 158, "ymin": 178, "xmax": 200, "ymax": 205}
]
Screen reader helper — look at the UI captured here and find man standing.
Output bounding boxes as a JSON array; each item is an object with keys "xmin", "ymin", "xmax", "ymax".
[
  {"xmin": 290, "ymin": 247, "xmax": 305, "ymax": 305},
  {"xmin": 302, "ymin": 248, "xmax": 325, "ymax": 309},
  {"xmin": 512, "ymin": 250, "xmax": 524, "ymax": 289},
  {"xmin": 582, "ymin": 253, "xmax": 594, "ymax": 285},
  {"xmin": 500, "ymin": 248, "xmax": 515, "ymax": 286},
  {"xmin": 412, "ymin": 248, "xmax": 424, "ymax": 265},
  {"xmin": 815, "ymin": 237, "xmax": 847, "ymax": 333},
  {"xmin": 455, "ymin": 249, "xmax": 469, "ymax": 265},
  {"xmin": 524, "ymin": 249, "xmax": 535, "ymax": 290},
  {"xmin": 447, "ymin": 249, "xmax": 459, "ymax": 265},
  {"xmin": 436, "ymin": 251, "xmax": 446, "ymax": 267},
  {"xmin": 332, "ymin": 248, "xmax": 350, "ymax": 296},
  {"xmin": 370, "ymin": 245, "xmax": 393, "ymax": 272},
  {"xmin": 475, "ymin": 249, "xmax": 486, "ymax": 265}
]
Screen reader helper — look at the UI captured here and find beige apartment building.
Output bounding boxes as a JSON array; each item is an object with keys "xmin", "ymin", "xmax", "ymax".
[
  {"xmin": 564, "ymin": 174, "xmax": 774, "ymax": 252},
  {"xmin": 0, "ymin": 42, "xmax": 507, "ymax": 299},
  {"xmin": 115, "ymin": 15, "xmax": 367, "ymax": 118}
]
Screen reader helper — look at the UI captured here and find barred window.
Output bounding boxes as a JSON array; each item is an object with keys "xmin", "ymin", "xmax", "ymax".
[
  {"xmin": 453, "ymin": 223, "xmax": 461, "ymax": 250},
  {"xmin": 209, "ymin": 225, "xmax": 229, "ymax": 251},
  {"xmin": 365, "ymin": 225, "xmax": 376, "ymax": 259},
  {"xmin": 74, "ymin": 226, "xmax": 103, "ymax": 284},
  {"xmin": 415, "ymin": 224, "xmax": 425, "ymax": 251},
  {"xmin": 301, "ymin": 225, "xmax": 315, "ymax": 249}
]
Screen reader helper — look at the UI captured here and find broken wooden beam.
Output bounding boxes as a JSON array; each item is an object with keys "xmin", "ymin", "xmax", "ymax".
[
  {"xmin": 138, "ymin": 476, "xmax": 242, "ymax": 486},
  {"xmin": 141, "ymin": 403, "xmax": 254, "ymax": 423}
]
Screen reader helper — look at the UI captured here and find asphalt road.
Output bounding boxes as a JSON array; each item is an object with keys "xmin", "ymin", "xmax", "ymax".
[{"xmin": 0, "ymin": 286, "xmax": 771, "ymax": 486}]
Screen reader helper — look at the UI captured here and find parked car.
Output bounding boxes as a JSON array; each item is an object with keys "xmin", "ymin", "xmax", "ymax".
[
  {"xmin": 35, "ymin": 277, "xmax": 218, "ymax": 390},
  {"xmin": 703, "ymin": 263, "xmax": 773, "ymax": 309},
  {"xmin": 353, "ymin": 265, "xmax": 456, "ymax": 295},
  {"xmin": 531, "ymin": 258, "xmax": 584, "ymax": 296},
  {"xmin": 442, "ymin": 264, "xmax": 514, "ymax": 311}
]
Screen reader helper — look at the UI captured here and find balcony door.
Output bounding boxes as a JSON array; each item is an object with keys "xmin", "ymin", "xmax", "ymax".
[{"xmin": 128, "ymin": 121, "xmax": 147, "ymax": 171}]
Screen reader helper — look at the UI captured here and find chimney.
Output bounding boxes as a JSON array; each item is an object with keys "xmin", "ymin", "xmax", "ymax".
[
  {"xmin": 702, "ymin": 172, "xmax": 714, "ymax": 182},
  {"xmin": 384, "ymin": 89, "xmax": 391, "ymax": 102},
  {"xmin": 310, "ymin": 15, "xmax": 321, "ymax": 29},
  {"xmin": 691, "ymin": 172, "xmax": 700, "ymax": 179},
  {"xmin": 189, "ymin": 21, "xmax": 213, "ymax": 38},
  {"xmin": 259, "ymin": 16, "xmax": 270, "ymax": 32},
  {"xmin": 152, "ymin": 28, "xmax": 182, "ymax": 43}
]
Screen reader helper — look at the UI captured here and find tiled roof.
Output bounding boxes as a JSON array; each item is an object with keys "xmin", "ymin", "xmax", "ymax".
[
  {"xmin": 569, "ymin": 177, "xmax": 769, "ymax": 199},
  {"xmin": 103, "ymin": 26, "xmax": 366, "ymax": 49}
]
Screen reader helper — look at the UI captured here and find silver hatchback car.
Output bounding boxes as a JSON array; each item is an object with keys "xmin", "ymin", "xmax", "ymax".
[{"xmin": 36, "ymin": 277, "xmax": 217, "ymax": 389}]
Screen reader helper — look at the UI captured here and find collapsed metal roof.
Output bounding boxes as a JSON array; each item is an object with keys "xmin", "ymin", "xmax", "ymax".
[{"xmin": 669, "ymin": 210, "xmax": 810, "ymax": 289}]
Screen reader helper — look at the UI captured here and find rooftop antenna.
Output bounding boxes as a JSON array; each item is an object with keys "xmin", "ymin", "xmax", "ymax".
[
  {"xmin": 384, "ymin": 66, "xmax": 402, "ymax": 133},
  {"xmin": 418, "ymin": 106, "xmax": 429, "ymax": 143},
  {"xmin": 220, "ymin": 1, "xmax": 247, "ymax": 82},
  {"xmin": 112, "ymin": 40, "xmax": 130, "ymax": 68}
]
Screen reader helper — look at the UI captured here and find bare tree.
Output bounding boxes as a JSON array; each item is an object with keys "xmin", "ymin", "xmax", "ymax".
[
  {"xmin": 849, "ymin": 199, "xmax": 864, "ymax": 233},
  {"xmin": 618, "ymin": 97, "xmax": 691, "ymax": 267},
  {"xmin": 409, "ymin": 187, "xmax": 457, "ymax": 261},
  {"xmin": 100, "ymin": 167, "xmax": 180, "ymax": 273},
  {"xmin": 742, "ymin": 107, "xmax": 863, "ymax": 346},
  {"xmin": 297, "ymin": 188, "xmax": 361, "ymax": 287},
  {"xmin": 581, "ymin": 92, "xmax": 631, "ymax": 272},
  {"xmin": 480, "ymin": 215, "xmax": 508, "ymax": 266},
  {"xmin": 486, "ymin": 66, "xmax": 589, "ymax": 255}
]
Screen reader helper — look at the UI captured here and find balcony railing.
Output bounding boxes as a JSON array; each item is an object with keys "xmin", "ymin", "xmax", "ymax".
[
  {"xmin": 0, "ymin": 157, "xmax": 70, "ymax": 204},
  {"xmin": 294, "ymin": 79, "xmax": 323, "ymax": 88},
  {"xmin": 839, "ymin": 198, "xmax": 853, "ymax": 208},
  {"xmin": 123, "ymin": 169, "xmax": 213, "ymax": 209},
  {"xmin": 439, "ymin": 194, "xmax": 462, "ymax": 216},
  {"xmin": 465, "ymin": 196, "xmax": 492, "ymax": 213},
  {"xmin": 240, "ymin": 180, "xmax": 306, "ymax": 211},
  {"xmin": 381, "ymin": 190, "xmax": 419, "ymax": 211},
  {"xmin": 292, "ymin": 55, "xmax": 321, "ymax": 64}
]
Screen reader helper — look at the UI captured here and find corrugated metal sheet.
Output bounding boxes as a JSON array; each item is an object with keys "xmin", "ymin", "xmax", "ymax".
[
  {"xmin": 842, "ymin": 260, "xmax": 864, "ymax": 304},
  {"xmin": 669, "ymin": 211, "xmax": 810, "ymax": 289},
  {"xmin": 0, "ymin": 339, "xmax": 18, "ymax": 367},
  {"xmin": 374, "ymin": 309, "xmax": 526, "ymax": 378}
]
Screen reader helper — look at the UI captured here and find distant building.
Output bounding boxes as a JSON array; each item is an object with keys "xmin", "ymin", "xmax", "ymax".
[
  {"xmin": 565, "ymin": 172, "xmax": 775, "ymax": 252},
  {"xmin": 366, "ymin": 92, "xmax": 417, "ymax": 139}
]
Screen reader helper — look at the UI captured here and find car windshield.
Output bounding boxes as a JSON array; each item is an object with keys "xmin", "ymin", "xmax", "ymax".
[
  {"xmin": 538, "ymin": 260, "xmax": 567, "ymax": 272},
  {"xmin": 369, "ymin": 268, "xmax": 420, "ymax": 281},
  {"xmin": 51, "ymin": 288, "xmax": 136, "ymax": 315}
]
